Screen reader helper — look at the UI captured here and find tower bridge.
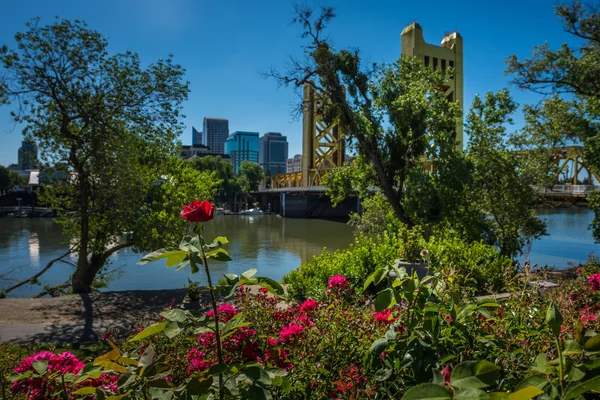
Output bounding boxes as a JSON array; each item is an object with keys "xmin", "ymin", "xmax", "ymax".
[
  {"xmin": 257, "ymin": 24, "xmax": 598, "ymax": 217},
  {"xmin": 258, "ymin": 23, "xmax": 465, "ymax": 218}
]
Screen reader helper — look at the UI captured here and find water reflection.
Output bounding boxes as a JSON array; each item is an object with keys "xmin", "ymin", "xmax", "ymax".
[{"xmin": 2, "ymin": 210, "xmax": 599, "ymax": 297}]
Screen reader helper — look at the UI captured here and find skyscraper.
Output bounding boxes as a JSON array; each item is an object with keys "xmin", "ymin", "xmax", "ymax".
[
  {"xmin": 192, "ymin": 126, "xmax": 202, "ymax": 145},
  {"xmin": 202, "ymin": 118, "xmax": 229, "ymax": 154},
  {"xmin": 18, "ymin": 140, "xmax": 38, "ymax": 170},
  {"xmin": 225, "ymin": 131, "xmax": 259, "ymax": 174},
  {"xmin": 259, "ymin": 132, "xmax": 288, "ymax": 176}
]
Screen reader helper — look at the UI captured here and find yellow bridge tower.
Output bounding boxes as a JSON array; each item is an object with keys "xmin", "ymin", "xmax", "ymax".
[{"xmin": 401, "ymin": 23, "xmax": 464, "ymax": 151}]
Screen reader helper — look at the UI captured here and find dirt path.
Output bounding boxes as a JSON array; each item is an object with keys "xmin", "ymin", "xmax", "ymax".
[
  {"xmin": 0, "ymin": 289, "xmax": 196, "ymax": 344},
  {"xmin": 0, "ymin": 285, "xmax": 286, "ymax": 344}
]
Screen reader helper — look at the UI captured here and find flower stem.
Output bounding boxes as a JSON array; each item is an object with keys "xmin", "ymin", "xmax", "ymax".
[
  {"xmin": 199, "ymin": 238, "xmax": 225, "ymax": 400},
  {"xmin": 555, "ymin": 335, "xmax": 565, "ymax": 394}
]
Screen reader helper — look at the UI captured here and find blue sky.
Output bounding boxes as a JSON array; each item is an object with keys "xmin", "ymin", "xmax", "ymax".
[{"xmin": 0, "ymin": 0, "xmax": 577, "ymax": 166}]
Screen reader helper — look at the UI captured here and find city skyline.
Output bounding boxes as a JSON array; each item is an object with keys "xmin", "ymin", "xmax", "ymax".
[{"xmin": 0, "ymin": 0, "xmax": 580, "ymax": 166}]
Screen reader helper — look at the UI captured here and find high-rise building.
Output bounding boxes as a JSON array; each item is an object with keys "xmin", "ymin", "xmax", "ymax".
[
  {"xmin": 192, "ymin": 126, "xmax": 202, "ymax": 145},
  {"xmin": 224, "ymin": 131, "xmax": 259, "ymax": 175},
  {"xmin": 202, "ymin": 118, "xmax": 229, "ymax": 154},
  {"xmin": 18, "ymin": 140, "xmax": 37, "ymax": 170},
  {"xmin": 401, "ymin": 23, "xmax": 463, "ymax": 151},
  {"xmin": 259, "ymin": 132, "xmax": 288, "ymax": 176},
  {"xmin": 286, "ymin": 154, "xmax": 302, "ymax": 173}
]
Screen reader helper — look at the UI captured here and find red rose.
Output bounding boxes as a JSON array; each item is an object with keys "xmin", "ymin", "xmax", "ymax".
[{"xmin": 180, "ymin": 200, "xmax": 214, "ymax": 222}]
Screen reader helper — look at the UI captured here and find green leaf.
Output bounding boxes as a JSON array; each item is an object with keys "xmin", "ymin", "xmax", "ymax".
[
  {"xmin": 138, "ymin": 248, "xmax": 182, "ymax": 265},
  {"xmin": 242, "ymin": 268, "xmax": 257, "ymax": 279},
  {"xmin": 208, "ymin": 236, "xmax": 229, "ymax": 249},
  {"xmin": 563, "ymin": 340, "xmax": 584, "ymax": 355},
  {"xmin": 532, "ymin": 354, "xmax": 550, "ymax": 374},
  {"xmin": 32, "ymin": 360, "xmax": 48, "ymax": 375},
  {"xmin": 364, "ymin": 268, "xmax": 385, "ymax": 290},
  {"xmin": 563, "ymin": 375, "xmax": 600, "ymax": 400},
  {"xmin": 160, "ymin": 309, "xmax": 187, "ymax": 323},
  {"xmin": 514, "ymin": 375, "xmax": 547, "ymax": 391},
  {"xmin": 148, "ymin": 378, "xmax": 173, "ymax": 388},
  {"xmin": 374, "ymin": 368, "xmax": 393, "ymax": 382},
  {"xmin": 255, "ymin": 277, "xmax": 285, "ymax": 297},
  {"xmin": 454, "ymin": 388, "xmax": 491, "ymax": 400},
  {"xmin": 243, "ymin": 385, "xmax": 272, "ymax": 400},
  {"xmin": 375, "ymin": 288, "xmax": 395, "ymax": 312},
  {"xmin": 545, "ymin": 301, "xmax": 563, "ymax": 337},
  {"xmin": 205, "ymin": 248, "xmax": 233, "ymax": 262},
  {"xmin": 451, "ymin": 361, "xmax": 500, "ymax": 389},
  {"xmin": 139, "ymin": 347, "xmax": 156, "ymax": 368},
  {"xmin": 370, "ymin": 338, "xmax": 389, "ymax": 356},
  {"xmin": 508, "ymin": 386, "xmax": 544, "ymax": 400},
  {"xmin": 584, "ymin": 334, "xmax": 600, "ymax": 352},
  {"xmin": 73, "ymin": 387, "xmax": 97, "ymax": 395},
  {"xmin": 402, "ymin": 383, "xmax": 452, "ymax": 400},
  {"xmin": 569, "ymin": 366, "xmax": 586, "ymax": 382},
  {"xmin": 244, "ymin": 366, "xmax": 272, "ymax": 385},
  {"xmin": 142, "ymin": 362, "xmax": 171, "ymax": 379},
  {"xmin": 189, "ymin": 253, "xmax": 201, "ymax": 274},
  {"xmin": 165, "ymin": 251, "xmax": 187, "ymax": 268},
  {"xmin": 164, "ymin": 321, "xmax": 182, "ymax": 338},
  {"xmin": 185, "ymin": 376, "xmax": 214, "ymax": 395},
  {"xmin": 208, "ymin": 363, "xmax": 229, "ymax": 376},
  {"xmin": 128, "ymin": 322, "xmax": 167, "ymax": 342}
]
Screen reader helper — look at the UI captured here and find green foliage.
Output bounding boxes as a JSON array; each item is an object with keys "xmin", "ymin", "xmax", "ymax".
[
  {"xmin": 506, "ymin": 1, "xmax": 600, "ymax": 241},
  {"xmin": 0, "ymin": 165, "xmax": 26, "ymax": 190},
  {"xmin": 237, "ymin": 160, "xmax": 264, "ymax": 194},
  {"xmin": 348, "ymin": 192, "xmax": 402, "ymax": 236},
  {"xmin": 282, "ymin": 232, "xmax": 401, "ymax": 300},
  {"xmin": 427, "ymin": 235, "xmax": 514, "ymax": 295},
  {"xmin": 0, "ymin": 18, "xmax": 198, "ymax": 293},
  {"xmin": 276, "ymin": 6, "xmax": 460, "ymax": 227},
  {"xmin": 463, "ymin": 90, "xmax": 547, "ymax": 257},
  {"xmin": 184, "ymin": 279, "xmax": 201, "ymax": 302},
  {"xmin": 189, "ymin": 155, "xmax": 239, "ymax": 206}
]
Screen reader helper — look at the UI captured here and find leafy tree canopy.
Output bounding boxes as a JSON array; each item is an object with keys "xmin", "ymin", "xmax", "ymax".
[{"xmin": 0, "ymin": 18, "xmax": 214, "ymax": 293}]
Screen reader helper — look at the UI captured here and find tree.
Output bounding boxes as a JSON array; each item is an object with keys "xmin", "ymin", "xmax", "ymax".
[
  {"xmin": 237, "ymin": 161, "xmax": 264, "ymax": 210},
  {"xmin": 269, "ymin": 5, "xmax": 460, "ymax": 227},
  {"xmin": 506, "ymin": 0, "xmax": 600, "ymax": 239},
  {"xmin": 189, "ymin": 155, "xmax": 239, "ymax": 206},
  {"xmin": 238, "ymin": 160, "xmax": 264, "ymax": 193},
  {"xmin": 0, "ymin": 18, "xmax": 215, "ymax": 293},
  {"xmin": 463, "ymin": 90, "xmax": 546, "ymax": 257}
]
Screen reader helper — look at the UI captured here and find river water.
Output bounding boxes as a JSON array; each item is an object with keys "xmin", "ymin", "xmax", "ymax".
[{"xmin": 0, "ymin": 209, "xmax": 598, "ymax": 297}]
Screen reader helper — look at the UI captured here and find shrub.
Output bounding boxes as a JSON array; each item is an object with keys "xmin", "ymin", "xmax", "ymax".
[
  {"xmin": 282, "ymin": 231, "xmax": 401, "ymax": 300},
  {"xmin": 427, "ymin": 235, "xmax": 514, "ymax": 294}
]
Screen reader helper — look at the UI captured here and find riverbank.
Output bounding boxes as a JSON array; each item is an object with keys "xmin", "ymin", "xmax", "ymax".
[{"xmin": 0, "ymin": 285, "xmax": 287, "ymax": 344}]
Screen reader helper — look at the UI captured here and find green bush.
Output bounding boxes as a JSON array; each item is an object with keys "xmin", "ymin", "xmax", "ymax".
[
  {"xmin": 427, "ymin": 235, "xmax": 514, "ymax": 294},
  {"xmin": 282, "ymin": 232, "xmax": 401, "ymax": 300}
]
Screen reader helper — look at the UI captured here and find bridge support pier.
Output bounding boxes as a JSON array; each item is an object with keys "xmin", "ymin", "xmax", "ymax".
[{"xmin": 259, "ymin": 192, "xmax": 360, "ymax": 220}]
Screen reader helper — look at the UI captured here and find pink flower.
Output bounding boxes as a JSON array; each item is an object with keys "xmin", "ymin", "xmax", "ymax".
[
  {"xmin": 328, "ymin": 275, "xmax": 349, "ymax": 290},
  {"xmin": 186, "ymin": 348, "xmax": 213, "ymax": 374},
  {"xmin": 197, "ymin": 332, "xmax": 216, "ymax": 348},
  {"xmin": 589, "ymin": 273, "xmax": 600, "ymax": 291},
  {"xmin": 278, "ymin": 323, "xmax": 305, "ymax": 342},
  {"xmin": 442, "ymin": 365, "xmax": 452, "ymax": 384},
  {"xmin": 298, "ymin": 314, "xmax": 315, "ymax": 327},
  {"xmin": 259, "ymin": 287, "xmax": 269, "ymax": 294},
  {"xmin": 206, "ymin": 304, "xmax": 237, "ymax": 323},
  {"xmin": 581, "ymin": 304, "xmax": 597, "ymax": 324},
  {"xmin": 298, "ymin": 299, "xmax": 319, "ymax": 313},
  {"xmin": 374, "ymin": 309, "xmax": 397, "ymax": 324}
]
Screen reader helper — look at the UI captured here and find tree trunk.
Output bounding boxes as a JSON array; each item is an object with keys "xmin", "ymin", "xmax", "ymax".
[
  {"xmin": 72, "ymin": 243, "xmax": 133, "ymax": 293},
  {"xmin": 72, "ymin": 262, "xmax": 96, "ymax": 293}
]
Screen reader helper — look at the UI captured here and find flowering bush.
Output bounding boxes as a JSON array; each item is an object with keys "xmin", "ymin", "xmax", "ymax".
[{"xmin": 8, "ymin": 203, "xmax": 600, "ymax": 400}]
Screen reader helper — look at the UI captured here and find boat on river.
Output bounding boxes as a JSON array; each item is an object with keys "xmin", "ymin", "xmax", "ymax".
[{"xmin": 240, "ymin": 208, "xmax": 264, "ymax": 215}]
